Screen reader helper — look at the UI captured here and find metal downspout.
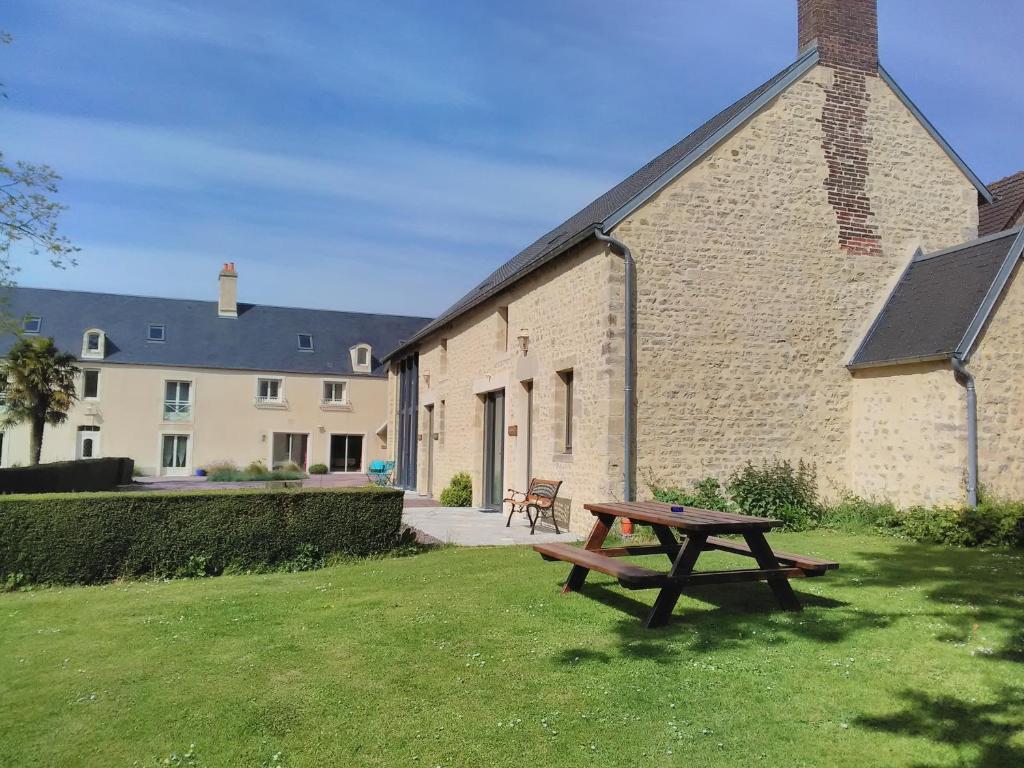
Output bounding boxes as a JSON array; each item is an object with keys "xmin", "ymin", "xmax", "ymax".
[
  {"xmin": 593, "ymin": 228, "xmax": 636, "ymax": 502},
  {"xmin": 952, "ymin": 356, "xmax": 978, "ymax": 508}
]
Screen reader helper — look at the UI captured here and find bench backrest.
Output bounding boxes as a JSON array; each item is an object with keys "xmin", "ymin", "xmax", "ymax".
[{"xmin": 528, "ymin": 479, "xmax": 562, "ymax": 501}]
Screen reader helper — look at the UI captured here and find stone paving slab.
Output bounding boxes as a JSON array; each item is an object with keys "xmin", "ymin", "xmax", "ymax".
[{"xmin": 401, "ymin": 506, "xmax": 581, "ymax": 546}]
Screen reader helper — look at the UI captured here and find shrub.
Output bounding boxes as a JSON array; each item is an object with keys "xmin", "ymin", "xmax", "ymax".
[
  {"xmin": 0, "ymin": 486, "xmax": 404, "ymax": 585},
  {"xmin": 245, "ymin": 460, "xmax": 269, "ymax": 476},
  {"xmin": 0, "ymin": 457, "xmax": 134, "ymax": 494},
  {"xmin": 206, "ymin": 460, "xmax": 306, "ymax": 482},
  {"xmin": 439, "ymin": 472, "xmax": 472, "ymax": 507},
  {"xmin": 728, "ymin": 459, "xmax": 820, "ymax": 530},
  {"xmin": 820, "ymin": 495, "xmax": 898, "ymax": 534},
  {"xmin": 651, "ymin": 476, "xmax": 733, "ymax": 512},
  {"xmin": 309, "ymin": 463, "xmax": 329, "ymax": 475}
]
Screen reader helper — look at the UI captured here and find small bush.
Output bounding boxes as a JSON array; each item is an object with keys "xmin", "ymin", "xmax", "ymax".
[
  {"xmin": 206, "ymin": 459, "xmax": 306, "ymax": 482},
  {"xmin": 820, "ymin": 495, "xmax": 898, "ymax": 534},
  {"xmin": 439, "ymin": 472, "xmax": 472, "ymax": 507},
  {"xmin": 0, "ymin": 486, "xmax": 404, "ymax": 585},
  {"xmin": 728, "ymin": 459, "xmax": 820, "ymax": 530},
  {"xmin": 245, "ymin": 460, "xmax": 269, "ymax": 476},
  {"xmin": 651, "ymin": 476, "xmax": 733, "ymax": 512},
  {"xmin": 309, "ymin": 463, "xmax": 329, "ymax": 475}
]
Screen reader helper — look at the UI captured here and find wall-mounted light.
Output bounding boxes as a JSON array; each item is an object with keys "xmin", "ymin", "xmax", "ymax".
[{"xmin": 517, "ymin": 329, "xmax": 530, "ymax": 356}]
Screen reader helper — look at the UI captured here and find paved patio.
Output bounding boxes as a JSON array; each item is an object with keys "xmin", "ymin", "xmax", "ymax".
[{"xmin": 401, "ymin": 504, "xmax": 581, "ymax": 546}]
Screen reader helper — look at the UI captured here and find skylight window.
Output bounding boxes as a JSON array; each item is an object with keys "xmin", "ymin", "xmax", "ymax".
[
  {"xmin": 148, "ymin": 324, "xmax": 166, "ymax": 342},
  {"xmin": 297, "ymin": 333, "xmax": 314, "ymax": 351},
  {"xmin": 22, "ymin": 315, "xmax": 41, "ymax": 334}
]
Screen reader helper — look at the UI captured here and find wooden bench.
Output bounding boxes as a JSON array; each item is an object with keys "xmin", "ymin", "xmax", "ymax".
[
  {"xmin": 704, "ymin": 536, "xmax": 838, "ymax": 575},
  {"xmin": 535, "ymin": 542, "xmax": 667, "ymax": 589}
]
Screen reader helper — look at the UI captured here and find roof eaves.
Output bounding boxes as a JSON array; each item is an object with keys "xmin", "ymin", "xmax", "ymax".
[
  {"xmin": 381, "ymin": 224, "xmax": 599, "ymax": 362},
  {"xmin": 847, "ymin": 352, "xmax": 952, "ymax": 371},
  {"xmin": 602, "ymin": 46, "xmax": 821, "ymax": 232},
  {"xmin": 878, "ymin": 65, "xmax": 994, "ymax": 204},
  {"xmin": 847, "ymin": 247, "xmax": 923, "ymax": 368},
  {"xmin": 955, "ymin": 226, "xmax": 1024, "ymax": 361}
]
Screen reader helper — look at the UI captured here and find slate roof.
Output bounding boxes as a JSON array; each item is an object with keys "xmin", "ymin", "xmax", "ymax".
[
  {"xmin": 383, "ymin": 48, "xmax": 823, "ymax": 360},
  {"xmin": 0, "ymin": 287, "xmax": 431, "ymax": 376},
  {"xmin": 850, "ymin": 227, "xmax": 1024, "ymax": 368},
  {"xmin": 385, "ymin": 46, "xmax": 992, "ymax": 361},
  {"xmin": 979, "ymin": 171, "xmax": 1024, "ymax": 236}
]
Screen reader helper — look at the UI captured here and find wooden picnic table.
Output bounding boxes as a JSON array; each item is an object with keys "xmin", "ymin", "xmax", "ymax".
[{"xmin": 534, "ymin": 501, "xmax": 838, "ymax": 629}]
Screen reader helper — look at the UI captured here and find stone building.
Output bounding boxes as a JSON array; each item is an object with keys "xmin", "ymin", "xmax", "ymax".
[
  {"xmin": 0, "ymin": 265, "xmax": 429, "ymax": 475},
  {"xmin": 384, "ymin": 0, "xmax": 1023, "ymax": 532}
]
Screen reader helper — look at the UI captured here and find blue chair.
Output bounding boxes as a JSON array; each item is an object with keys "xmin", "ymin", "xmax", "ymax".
[{"xmin": 367, "ymin": 460, "xmax": 396, "ymax": 486}]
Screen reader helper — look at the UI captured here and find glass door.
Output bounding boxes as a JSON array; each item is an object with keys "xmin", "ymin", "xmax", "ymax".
[
  {"xmin": 482, "ymin": 389, "xmax": 505, "ymax": 511},
  {"xmin": 161, "ymin": 434, "xmax": 190, "ymax": 476}
]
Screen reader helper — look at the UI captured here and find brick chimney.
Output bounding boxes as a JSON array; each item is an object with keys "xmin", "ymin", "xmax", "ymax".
[
  {"xmin": 798, "ymin": 0, "xmax": 878, "ymax": 73},
  {"xmin": 218, "ymin": 262, "xmax": 238, "ymax": 318},
  {"xmin": 799, "ymin": 0, "xmax": 882, "ymax": 256}
]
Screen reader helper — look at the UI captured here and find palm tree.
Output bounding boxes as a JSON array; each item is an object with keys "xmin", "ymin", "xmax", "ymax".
[{"xmin": 0, "ymin": 336, "xmax": 79, "ymax": 464}]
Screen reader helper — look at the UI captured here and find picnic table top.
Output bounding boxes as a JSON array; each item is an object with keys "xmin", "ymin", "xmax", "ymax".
[{"xmin": 583, "ymin": 501, "xmax": 783, "ymax": 533}]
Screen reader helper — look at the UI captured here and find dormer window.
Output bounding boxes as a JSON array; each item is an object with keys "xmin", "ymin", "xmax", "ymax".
[
  {"xmin": 82, "ymin": 329, "xmax": 106, "ymax": 360},
  {"xmin": 349, "ymin": 343, "xmax": 372, "ymax": 372},
  {"xmin": 22, "ymin": 315, "xmax": 41, "ymax": 334},
  {"xmin": 297, "ymin": 333, "xmax": 314, "ymax": 351}
]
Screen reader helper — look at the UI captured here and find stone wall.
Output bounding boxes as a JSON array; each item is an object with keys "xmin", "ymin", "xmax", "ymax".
[
  {"xmin": 612, "ymin": 64, "xmax": 977, "ymax": 501},
  {"xmin": 404, "ymin": 239, "xmax": 624, "ymax": 534},
  {"xmin": 969, "ymin": 262, "xmax": 1024, "ymax": 500},
  {"xmin": 848, "ymin": 362, "xmax": 965, "ymax": 506}
]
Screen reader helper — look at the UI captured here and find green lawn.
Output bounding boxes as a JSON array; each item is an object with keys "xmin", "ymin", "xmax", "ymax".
[{"xmin": 1, "ymin": 532, "xmax": 1022, "ymax": 767}]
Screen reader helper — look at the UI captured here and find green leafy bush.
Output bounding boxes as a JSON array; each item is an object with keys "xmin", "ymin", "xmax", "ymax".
[
  {"xmin": 309, "ymin": 463, "xmax": 329, "ymax": 475},
  {"xmin": 439, "ymin": 472, "xmax": 472, "ymax": 507},
  {"xmin": 820, "ymin": 495, "xmax": 899, "ymax": 534},
  {"xmin": 651, "ymin": 477, "xmax": 733, "ymax": 512},
  {"xmin": 728, "ymin": 459, "xmax": 821, "ymax": 530},
  {"xmin": 0, "ymin": 486, "xmax": 403, "ymax": 585},
  {"xmin": 205, "ymin": 459, "xmax": 306, "ymax": 482}
]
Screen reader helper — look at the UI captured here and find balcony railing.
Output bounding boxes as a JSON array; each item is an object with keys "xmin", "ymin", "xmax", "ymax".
[
  {"xmin": 254, "ymin": 395, "xmax": 288, "ymax": 409},
  {"xmin": 163, "ymin": 401, "xmax": 192, "ymax": 421}
]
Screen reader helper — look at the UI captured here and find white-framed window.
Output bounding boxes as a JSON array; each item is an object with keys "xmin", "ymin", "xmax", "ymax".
[
  {"xmin": 256, "ymin": 377, "xmax": 283, "ymax": 403},
  {"xmin": 148, "ymin": 324, "xmax": 166, "ymax": 342},
  {"xmin": 163, "ymin": 380, "xmax": 192, "ymax": 421},
  {"xmin": 82, "ymin": 329, "xmax": 106, "ymax": 359},
  {"xmin": 297, "ymin": 333, "xmax": 314, "ymax": 351},
  {"xmin": 22, "ymin": 315, "xmax": 41, "ymax": 334},
  {"xmin": 322, "ymin": 380, "xmax": 348, "ymax": 405},
  {"xmin": 349, "ymin": 343, "xmax": 372, "ymax": 372},
  {"xmin": 82, "ymin": 369, "xmax": 100, "ymax": 400}
]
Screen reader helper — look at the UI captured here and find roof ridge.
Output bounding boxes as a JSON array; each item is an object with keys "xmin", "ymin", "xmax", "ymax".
[
  {"xmin": 989, "ymin": 169, "xmax": 1024, "ymax": 188},
  {"xmin": 5, "ymin": 285, "xmax": 432, "ymax": 322},
  {"xmin": 914, "ymin": 226, "xmax": 1023, "ymax": 263}
]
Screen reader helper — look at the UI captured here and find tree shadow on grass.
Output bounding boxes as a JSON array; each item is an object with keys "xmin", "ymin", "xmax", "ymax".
[
  {"xmin": 840, "ymin": 542, "xmax": 1024, "ymax": 665},
  {"xmin": 567, "ymin": 579, "xmax": 889, "ymax": 663},
  {"xmin": 855, "ymin": 686, "xmax": 1024, "ymax": 768}
]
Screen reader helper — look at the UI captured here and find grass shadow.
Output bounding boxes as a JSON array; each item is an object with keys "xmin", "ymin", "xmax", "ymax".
[{"xmin": 856, "ymin": 685, "xmax": 1024, "ymax": 767}]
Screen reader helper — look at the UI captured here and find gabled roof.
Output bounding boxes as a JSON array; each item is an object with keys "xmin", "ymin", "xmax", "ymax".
[
  {"xmin": 385, "ymin": 47, "xmax": 993, "ymax": 361},
  {"xmin": 383, "ymin": 47, "xmax": 823, "ymax": 360},
  {"xmin": 0, "ymin": 287, "xmax": 431, "ymax": 376},
  {"xmin": 849, "ymin": 227, "xmax": 1024, "ymax": 369},
  {"xmin": 979, "ymin": 171, "xmax": 1024, "ymax": 236}
]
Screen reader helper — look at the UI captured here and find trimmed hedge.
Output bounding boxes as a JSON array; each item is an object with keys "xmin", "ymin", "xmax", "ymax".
[
  {"xmin": 0, "ymin": 457, "xmax": 134, "ymax": 495},
  {"xmin": 0, "ymin": 486, "xmax": 404, "ymax": 585}
]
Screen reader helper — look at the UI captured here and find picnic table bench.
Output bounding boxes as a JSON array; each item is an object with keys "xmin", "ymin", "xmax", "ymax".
[{"xmin": 534, "ymin": 501, "xmax": 838, "ymax": 629}]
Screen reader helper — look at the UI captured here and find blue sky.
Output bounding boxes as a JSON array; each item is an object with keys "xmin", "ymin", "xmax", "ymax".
[{"xmin": 4, "ymin": 0, "xmax": 1022, "ymax": 317}]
